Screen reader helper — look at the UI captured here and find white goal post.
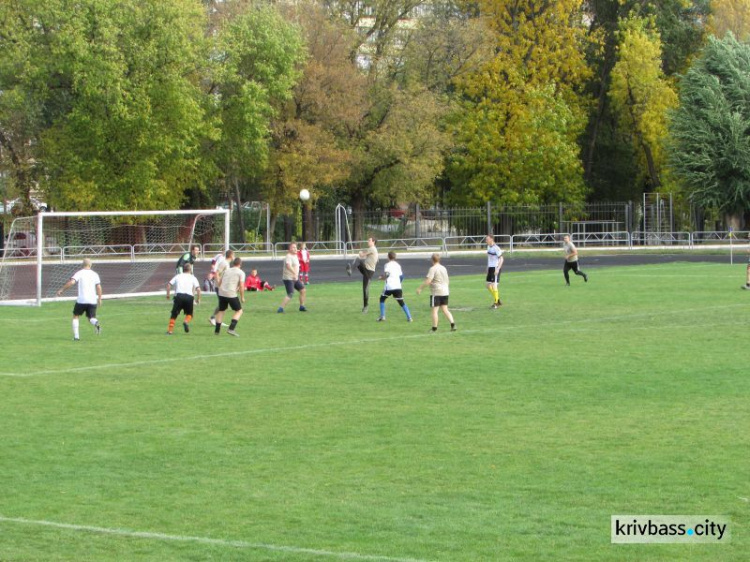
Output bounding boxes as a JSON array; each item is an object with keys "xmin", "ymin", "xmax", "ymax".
[{"xmin": 0, "ymin": 209, "xmax": 230, "ymax": 306}]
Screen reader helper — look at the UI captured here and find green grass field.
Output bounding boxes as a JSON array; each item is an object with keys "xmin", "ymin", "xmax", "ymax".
[{"xmin": 1, "ymin": 262, "xmax": 748, "ymax": 561}]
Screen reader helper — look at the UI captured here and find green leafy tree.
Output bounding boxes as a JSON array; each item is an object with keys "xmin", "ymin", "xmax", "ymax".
[
  {"xmin": 0, "ymin": 0, "xmax": 213, "ymax": 212},
  {"xmin": 609, "ymin": 16, "xmax": 678, "ymax": 190},
  {"xmin": 207, "ymin": 3, "xmax": 304, "ymax": 234},
  {"xmin": 669, "ymin": 33, "xmax": 750, "ymax": 228}
]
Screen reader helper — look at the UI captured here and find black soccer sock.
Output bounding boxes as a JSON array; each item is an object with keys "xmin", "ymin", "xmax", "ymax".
[
  {"xmin": 214, "ymin": 324, "xmax": 221, "ymax": 334},
  {"xmin": 229, "ymin": 319, "xmax": 238, "ymax": 330}
]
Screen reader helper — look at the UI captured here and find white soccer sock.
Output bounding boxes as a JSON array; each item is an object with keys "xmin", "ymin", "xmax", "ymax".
[
  {"xmin": 89, "ymin": 317, "xmax": 98, "ymax": 327},
  {"xmin": 72, "ymin": 318, "xmax": 80, "ymax": 339}
]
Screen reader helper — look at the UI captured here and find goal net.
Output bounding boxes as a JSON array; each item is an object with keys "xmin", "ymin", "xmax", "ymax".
[{"xmin": 0, "ymin": 209, "xmax": 229, "ymax": 306}]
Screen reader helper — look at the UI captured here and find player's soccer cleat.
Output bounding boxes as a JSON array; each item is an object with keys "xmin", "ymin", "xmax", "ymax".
[
  {"xmin": 227, "ymin": 329, "xmax": 239, "ymax": 337},
  {"xmin": 407, "ymin": 317, "xmax": 413, "ymax": 322},
  {"xmin": 299, "ymin": 306, "xmax": 307, "ymax": 312},
  {"xmin": 451, "ymin": 326, "xmax": 457, "ymax": 332},
  {"xmin": 377, "ymin": 316, "xmax": 385, "ymax": 322},
  {"xmin": 95, "ymin": 323, "xmax": 101, "ymax": 335},
  {"xmin": 362, "ymin": 306, "xmax": 368, "ymax": 313},
  {"xmin": 209, "ymin": 317, "xmax": 216, "ymax": 326},
  {"xmin": 491, "ymin": 303, "xmax": 499, "ymax": 309},
  {"xmin": 277, "ymin": 307, "xmax": 284, "ymax": 313},
  {"xmin": 183, "ymin": 322, "xmax": 190, "ymax": 333},
  {"xmin": 73, "ymin": 337, "xmax": 80, "ymax": 341},
  {"xmin": 742, "ymin": 284, "xmax": 750, "ymax": 290},
  {"xmin": 166, "ymin": 331, "xmax": 173, "ymax": 335},
  {"xmin": 583, "ymin": 274, "xmax": 589, "ymax": 283}
]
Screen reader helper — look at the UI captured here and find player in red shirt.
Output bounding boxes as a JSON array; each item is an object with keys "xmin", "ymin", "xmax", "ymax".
[
  {"xmin": 245, "ymin": 269, "xmax": 274, "ymax": 291},
  {"xmin": 298, "ymin": 242, "xmax": 311, "ymax": 285}
]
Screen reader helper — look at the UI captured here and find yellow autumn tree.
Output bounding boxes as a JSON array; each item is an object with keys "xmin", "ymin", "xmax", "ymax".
[
  {"xmin": 609, "ymin": 16, "xmax": 678, "ymax": 190},
  {"xmin": 448, "ymin": 0, "xmax": 593, "ymax": 205},
  {"xmin": 709, "ymin": 0, "xmax": 750, "ymax": 41}
]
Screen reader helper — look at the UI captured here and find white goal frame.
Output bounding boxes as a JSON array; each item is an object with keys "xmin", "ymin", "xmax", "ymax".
[{"xmin": 1, "ymin": 209, "xmax": 230, "ymax": 306}]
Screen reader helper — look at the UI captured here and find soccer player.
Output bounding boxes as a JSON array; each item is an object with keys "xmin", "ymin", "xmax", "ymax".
[
  {"xmin": 56, "ymin": 258, "xmax": 102, "ymax": 341},
  {"xmin": 347, "ymin": 237, "xmax": 378, "ymax": 312},
  {"xmin": 165, "ymin": 263, "xmax": 201, "ymax": 335},
  {"xmin": 298, "ymin": 242, "xmax": 311, "ymax": 285},
  {"xmin": 210, "ymin": 249, "xmax": 234, "ymax": 326},
  {"xmin": 214, "ymin": 257, "xmax": 245, "ymax": 337},
  {"xmin": 277, "ymin": 243, "xmax": 307, "ymax": 312},
  {"xmin": 245, "ymin": 269, "xmax": 274, "ymax": 292},
  {"xmin": 377, "ymin": 252, "xmax": 412, "ymax": 322},
  {"xmin": 416, "ymin": 253, "xmax": 456, "ymax": 332},
  {"xmin": 562, "ymin": 235, "xmax": 588, "ymax": 285},
  {"xmin": 486, "ymin": 234, "xmax": 504, "ymax": 308},
  {"xmin": 176, "ymin": 245, "xmax": 200, "ymax": 274}
]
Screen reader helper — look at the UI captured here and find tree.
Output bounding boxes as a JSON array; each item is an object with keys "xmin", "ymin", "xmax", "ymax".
[
  {"xmin": 582, "ymin": 0, "xmax": 709, "ymax": 198},
  {"xmin": 207, "ymin": 3, "xmax": 304, "ymax": 235},
  {"xmin": 0, "ymin": 0, "xmax": 213, "ymax": 212},
  {"xmin": 669, "ymin": 33, "xmax": 750, "ymax": 228},
  {"xmin": 708, "ymin": 0, "xmax": 750, "ymax": 41},
  {"xmin": 609, "ymin": 16, "xmax": 677, "ymax": 190},
  {"xmin": 446, "ymin": 0, "xmax": 592, "ymax": 206}
]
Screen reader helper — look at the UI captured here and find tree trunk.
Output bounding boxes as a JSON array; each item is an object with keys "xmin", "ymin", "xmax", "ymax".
[
  {"xmin": 351, "ymin": 192, "xmax": 365, "ymax": 241},
  {"xmin": 233, "ymin": 177, "xmax": 245, "ymax": 243},
  {"xmin": 303, "ymin": 202, "xmax": 313, "ymax": 241},
  {"xmin": 641, "ymin": 142, "xmax": 660, "ymax": 189}
]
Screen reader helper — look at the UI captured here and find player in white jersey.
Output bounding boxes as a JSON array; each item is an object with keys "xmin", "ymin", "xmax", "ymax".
[
  {"xmin": 485, "ymin": 234, "xmax": 504, "ymax": 308},
  {"xmin": 56, "ymin": 258, "xmax": 102, "ymax": 341},
  {"xmin": 166, "ymin": 264, "xmax": 201, "ymax": 335},
  {"xmin": 377, "ymin": 252, "xmax": 412, "ymax": 322}
]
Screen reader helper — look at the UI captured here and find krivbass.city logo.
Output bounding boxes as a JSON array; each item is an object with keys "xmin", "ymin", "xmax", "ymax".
[{"xmin": 611, "ymin": 515, "xmax": 730, "ymax": 544}]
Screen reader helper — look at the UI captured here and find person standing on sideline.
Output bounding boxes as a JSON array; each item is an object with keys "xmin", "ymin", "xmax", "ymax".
[
  {"xmin": 278, "ymin": 243, "xmax": 307, "ymax": 313},
  {"xmin": 210, "ymin": 249, "xmax": 234, "ymax": 326},
  {"xmin": 562, "ymin": 235, "xmax": 588, "ymax": 285},
  {"xmin": 298, "ymin": 242, "xmax": 311, "ymax": 285},
  {"xmin": 176, "ymin": 245, "xmax": 200, "ymax": 274},
  {"xmin": 486, "ymin": 235, "xmax": 504, "ymax": 308},
  {"xmin": 377, "ymin": 252, "xmax": 413, "ymax": 322},
  {"xmin": 56, "ymin": 258, "xmax": 102, "ymax": 341},
  {"xmin": 743, "ymin": 232, "xmax": 750, "ymax": 290},
  {"xmin": 416, "ymin": 253, "xmax": 456, "ymax": 332},
  {"xmin": 347, "ymin": 237, "xmax": 378, "ymax": 312},
  {"xmin": 214, "ymin": 257, "xmax": 245, "ymax": 337},
  {"xmin": 166, "ymin": 263, "xmax": 201, "ymax": 335}
]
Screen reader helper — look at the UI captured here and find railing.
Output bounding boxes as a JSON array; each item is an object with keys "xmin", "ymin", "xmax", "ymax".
[
  {"xmin": 571, "ymin": 231, "xmax": 630, "ymax": 248},
  {"xmin": 6, "ymin": 231, "xmax": 750, "ymax": 265},
  {"xmin": 630, "ymin": 231, "xmax": 692, "ymax": 247},
  {"xmin": 444, "ymin": 235, "xmax": 512, "ymax": 252},
  {"xmin": 692, "ymin": 231, "xmax": 750, "ymax": 245}
]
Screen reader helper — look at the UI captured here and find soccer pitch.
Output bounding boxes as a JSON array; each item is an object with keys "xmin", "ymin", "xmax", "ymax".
[{"xmin": 0, "ymin": 261, "xmax": 747, "ymax": 561}]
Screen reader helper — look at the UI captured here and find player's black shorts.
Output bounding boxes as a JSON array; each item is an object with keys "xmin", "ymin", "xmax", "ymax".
[
  {"xmin": 430, "ymin": 295, "xmax": 449, "ymax": 307},
  {"xmin": 72, "ymin": 303, "xmax": 97, "ymax": 318},
  {"xmin": 486, "ymin": 267, "xmax": 501, "ymax": 283},
  {"xmin": 283, "ymin": 279, "xmax": 305, "ymax": 297},
  {"xmin": 170, "ymin": 294, "xmax": 195, "ymax": 318},
  {"xmin": 381, "ymin": 288, "xmax": 403, "ymax": 300},
  {"xmin": 218, "ymin": 295, "xmax": 242, "ymax": 312}
]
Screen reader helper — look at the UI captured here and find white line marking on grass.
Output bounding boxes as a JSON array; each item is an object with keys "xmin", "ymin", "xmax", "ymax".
[
  {"xmin": 1, "ymin": 303, "xmax": 746, "ymax": 379},
  {"xmin": 0, "ymin": 515, "xmax": 431, "ymax": 562}
]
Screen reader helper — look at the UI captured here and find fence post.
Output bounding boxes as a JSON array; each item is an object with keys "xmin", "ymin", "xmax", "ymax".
[
  {"xmin": 559, "ymin": 202, "xmax": 564, "ymax": 232},
  {"xmin": 486, "ymin": 201, "xmax": 491, "ymax": 234}
]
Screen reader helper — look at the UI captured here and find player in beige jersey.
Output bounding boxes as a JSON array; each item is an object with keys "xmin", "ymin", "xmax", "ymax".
[
  {"xmin": 213, "ymin": 257, "xmax": 246, "ymax": 336},
  {"xmin": 416, "ymin": 253, "xmax": 456, "ymax": 332}
]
